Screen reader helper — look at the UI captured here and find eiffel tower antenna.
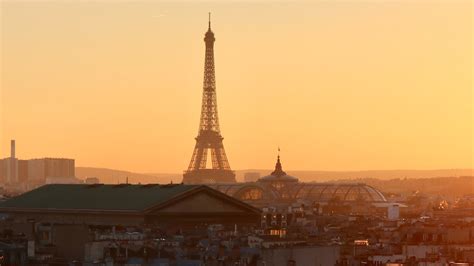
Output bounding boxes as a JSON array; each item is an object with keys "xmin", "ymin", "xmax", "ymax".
[
  {"xmin": 208, "ymin": 12, "xmax": 211, "ymax": 30},
  {"xmin": 183, "ymin": 15, "xmax": 236, "ymax": 184}
]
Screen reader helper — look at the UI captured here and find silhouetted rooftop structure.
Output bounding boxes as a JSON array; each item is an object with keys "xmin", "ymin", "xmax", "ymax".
[
  {"xmin": 0, "ymin": 184, "xmax": 261, "ymax": 226},
  {"xmin": 209, "ymin": 155, "xmax": 387, "ymax": 206},
  {"xmin": 0, "ymin": 184, "xmax": 196, "ymax": 211}
]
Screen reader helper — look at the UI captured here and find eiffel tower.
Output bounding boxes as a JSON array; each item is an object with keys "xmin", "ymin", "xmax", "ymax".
[{"xmin": 183, "ymin": 14, "xmax": 236, "ymax": 184}]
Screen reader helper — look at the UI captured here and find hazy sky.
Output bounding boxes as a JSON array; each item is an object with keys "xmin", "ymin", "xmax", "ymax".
[{"xmin": 1, "ymin": 1, "xmax": 472, "ymax": 173}]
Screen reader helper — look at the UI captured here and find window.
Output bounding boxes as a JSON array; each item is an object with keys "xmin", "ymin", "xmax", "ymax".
[{"xmin": 239, "ymin": 188, "xmax": 263, "ymax": 200}]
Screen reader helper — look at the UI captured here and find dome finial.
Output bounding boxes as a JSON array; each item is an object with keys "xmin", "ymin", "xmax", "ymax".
[
  {"xmin": 277, "ymin": 146, "xmax": 281, "ymax": 163},
  {"xmin": 271, "ymin": 147, "xmax": 286, "ymax": 177}
]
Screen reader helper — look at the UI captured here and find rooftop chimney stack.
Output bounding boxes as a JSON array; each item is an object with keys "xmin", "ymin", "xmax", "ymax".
[
  {"xmin": 11, "ymin": 139, "xmax": 15, "ymax": 159},
  {"xmin": 7, "ymin": 139, "xmax": 18, "ymax": 183}
]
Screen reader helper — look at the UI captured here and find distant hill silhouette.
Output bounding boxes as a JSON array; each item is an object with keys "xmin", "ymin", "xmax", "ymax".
[
  {"xmin": 333, "ymin": 176, "xmax": 474, "ymax": 197},
  {"xmin": 75, "ymin": 167, "xmax": 179, "ymax": 184},
  {"xmin": 77, "ymin": 167, "xmax": 472, "ymax": 184},
  {"xmin": 76, "ymin": 167, "xmax": 473, "ymax": 197},
  {"xmin": 236, "ymin": 169, "xmax": 474, "ymax": 182}
]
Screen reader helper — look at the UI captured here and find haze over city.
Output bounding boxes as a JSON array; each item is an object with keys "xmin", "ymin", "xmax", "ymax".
[
  {"xmin": 0, "ymin": 1, "xmax": 473, "ymax": 265},
  {"xmin": 1, "ymin": 1, "xmax": 472, "ymax": 174}
]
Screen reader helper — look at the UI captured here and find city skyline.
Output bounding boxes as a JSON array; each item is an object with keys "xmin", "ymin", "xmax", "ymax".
[{"xmin": 1, "ymin": 1, "xmax": 472, "ymax": 173}]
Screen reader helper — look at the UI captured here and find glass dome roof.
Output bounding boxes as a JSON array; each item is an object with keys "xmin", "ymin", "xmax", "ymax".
[
  {"xmin": 208, "ymin": 155, "xmax": 386, "ymax": 204},
  {"xmin": 291, "ymin": 183, "xmax": 386, "ymax": 202},
  {"xmin": 208, "ymin": 182, "xmax": 386, "ymax": 203}
]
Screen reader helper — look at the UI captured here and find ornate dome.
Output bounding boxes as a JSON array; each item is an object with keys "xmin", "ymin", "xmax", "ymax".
[
  {"xmin": 207, "ymin": 153, "xmax": 387, "ymax": 205},
  {"xmin": 258, "ymin": 156, "xmax": 298, "ymax": 183}
]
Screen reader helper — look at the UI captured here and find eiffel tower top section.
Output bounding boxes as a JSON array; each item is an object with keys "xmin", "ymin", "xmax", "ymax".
[
  {"xmin": 199, "ymin": 12, "xmax": 220, "ymax": 134},
  {"xmin": 204, "ymin": 12, "xmax": 215, "ymax": 45}
]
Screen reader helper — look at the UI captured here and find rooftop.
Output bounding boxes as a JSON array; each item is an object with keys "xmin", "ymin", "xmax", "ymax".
[{"xmin": 0, "ymin": 184, "xmax": 199, "ymax": 212}]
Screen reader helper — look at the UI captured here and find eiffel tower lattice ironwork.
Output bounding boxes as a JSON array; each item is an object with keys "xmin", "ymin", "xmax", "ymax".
[{"xmin": 182, "ymin": 14, "xmax": 236, "ymax": 184}]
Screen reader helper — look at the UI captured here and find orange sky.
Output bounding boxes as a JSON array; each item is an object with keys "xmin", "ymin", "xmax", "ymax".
[{"xmin": 1, "ymin": 1, "xmax": 472, "ymax": 173}]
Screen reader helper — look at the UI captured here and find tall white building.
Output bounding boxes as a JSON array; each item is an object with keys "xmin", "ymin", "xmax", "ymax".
[{"xmin": 5, "ymin": 140, "xmax": 18, "ymax": 183}]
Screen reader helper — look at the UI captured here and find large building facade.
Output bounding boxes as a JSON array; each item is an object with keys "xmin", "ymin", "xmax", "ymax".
[
  {"xmin": 0, "ymin": 140, "xmax": 76, "ymax": 191},
  {"xmin": 27, "ymin": 158, "xmax": 75, "ymax": 182}
]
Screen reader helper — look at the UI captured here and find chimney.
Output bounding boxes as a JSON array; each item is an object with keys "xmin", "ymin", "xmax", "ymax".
[
  {"xmin": 11, "ymin": 139, "xmax": 15, "ymax": 159},
  {"xmin": 8, "ymin": 140, "xmax": 17, "ymax": 183}
]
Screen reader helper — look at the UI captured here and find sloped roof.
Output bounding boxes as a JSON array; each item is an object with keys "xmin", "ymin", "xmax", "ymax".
[{"xmin": 0, "ymin": 184, "xmax": 200, "ymax": 212}]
